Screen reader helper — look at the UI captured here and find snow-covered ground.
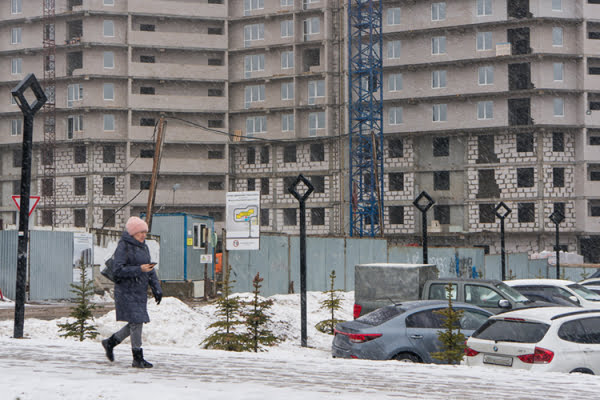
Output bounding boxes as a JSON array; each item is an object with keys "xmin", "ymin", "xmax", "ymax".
[{"xmin": 1, "ymin": 291, "xmax": 600, "ymax": 399}]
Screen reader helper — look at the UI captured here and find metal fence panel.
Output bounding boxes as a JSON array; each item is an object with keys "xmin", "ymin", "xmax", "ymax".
[
  {"xmin": 428, "ymin": 248, "xmax": 459, "ymax": 277},
  {"xmin": 388, "ymin": 245, "xmax": 422, "ymax": 264},
  {"xmin": 306, "ymin": 237, "xmax": 346, "ymax": 292},
  {"xmin": 30, "ymin": 231, "xmax": 74, "ymax": 301},
  {"xmin": 457, "ymin": 248, "xmax": 485, "ymax": 278},
  {"xmin": 484, "ymin": 255, "xmax": 502, "ymax": 280},
  {"xmin": 344, "ymin": 238, "xmax": 387, "ymax": 293},
  {"xmin": 528, "ymin": 259, "xmax": 549, "ymax": 279},
  {"xmin": 508, "ymin": 253, "xmax": 529, "ymax": 279},
  {"xmin": 0, "ymin": 231, "xmax": 18, "ymax": 299},
  {"xmin": 152, "ymin": 215, "xmax": 184, "ymax": 280}
]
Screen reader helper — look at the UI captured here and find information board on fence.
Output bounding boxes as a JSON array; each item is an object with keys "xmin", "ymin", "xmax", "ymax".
[{"xmin": 226, "ymin": 191, "xmax": 260, "ymax": 250}]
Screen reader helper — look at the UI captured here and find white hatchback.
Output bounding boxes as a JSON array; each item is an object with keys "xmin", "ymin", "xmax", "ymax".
[
  {"xmin": 505, "ymin": 279, "xmax": 600, "ymax": 308},
  {"xmin": 465, "ymin": 307, "xmax": 600, "ymax": 374}
]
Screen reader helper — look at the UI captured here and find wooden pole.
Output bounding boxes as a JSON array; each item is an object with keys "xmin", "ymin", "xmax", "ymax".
[{"xmin": 146, "ymin": 116, "xmax": 166, "ymax": 231}]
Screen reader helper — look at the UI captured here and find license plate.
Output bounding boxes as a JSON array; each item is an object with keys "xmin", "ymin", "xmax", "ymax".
[{"xmin": 483, "ymin": 354, "xmax": 513, "ymax": 367}]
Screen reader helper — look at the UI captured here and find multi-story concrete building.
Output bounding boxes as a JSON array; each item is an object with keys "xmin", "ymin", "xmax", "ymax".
[{"xmin": 2, "ymin": 0, "xmax": 600, "ymax": 262}]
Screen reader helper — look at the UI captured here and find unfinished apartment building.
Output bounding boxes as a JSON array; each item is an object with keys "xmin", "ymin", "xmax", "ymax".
[{"xmin": 0, "ymin": 0, "xmax": 229, "ymax": 230}]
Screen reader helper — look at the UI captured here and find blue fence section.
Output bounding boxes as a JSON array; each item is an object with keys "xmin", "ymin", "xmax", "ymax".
[{"xmin": 0, "ymin": 231, "xmax": 18, "ymax": 299}]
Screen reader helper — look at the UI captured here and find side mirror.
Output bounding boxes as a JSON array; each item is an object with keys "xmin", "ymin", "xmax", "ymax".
[
  {"xmin": 498, "ymin": 299, "xmax": 511, "ymax": 309},
  {"xmin": 569, "ymin": 296, "xmax": 580, "ymax": 304}
]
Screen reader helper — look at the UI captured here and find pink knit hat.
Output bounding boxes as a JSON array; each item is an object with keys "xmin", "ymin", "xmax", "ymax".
[{"xmin": 126, "ymin": 216, "xmax": 148, "ymax": 236}]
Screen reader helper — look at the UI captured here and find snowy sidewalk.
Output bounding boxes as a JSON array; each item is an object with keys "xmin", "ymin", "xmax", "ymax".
[{"xmin": 1, "ymin": 337, "xmax": 600, "ymax": 400}]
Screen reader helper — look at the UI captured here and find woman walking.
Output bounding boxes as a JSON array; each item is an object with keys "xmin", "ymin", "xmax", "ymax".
[{"xmin": 102, "ymin": 216, "xmax": 162, "ymax": 368}]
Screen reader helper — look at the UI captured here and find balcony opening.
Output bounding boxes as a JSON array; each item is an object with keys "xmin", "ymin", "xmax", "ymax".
[
  {"xmin": 140, "ymin": 55, "xmax": 155, "ymax": 63},
  {"xmin": 140, "ymin": 87, "xmax": 155, "ymax": 95},
  {"xmin": 581, "ymin": 236, "xmax": 600, "ymax": 263},
  {"xmin": 589, "ymin": 58, "xmax": 600, "ymax": 75},
  {"xmin": 590, "ymin": 164, "xmax": 600, "ymax": 181},
  {"xmin": 589, "ymin": 23, "xmax": 600, "ymax": 39},
  {"xmin": 508, "ymin": 63, "xmax": 533, "ymax": 90},
  {"xmin": 508, "ymin": 98, "xmax": 532, "ymax": 126},
  {"xmin": 507, "ymin": 0, "xmax": 531, "ymax": 19},
  {"xmin": 208, "ymin": 27, "xmax": 223, "ymax": 35},
  {"xmin": 67, "ymin": 20, "xmax": 83, "ymax": 43},
  {"xmin": 590, "ymin": 94, "xmax": 600, "ymax": 112},
  {"xmin": 208, "ymin": 88, "xmax": 223, "ymax": 97},
  {"xmin": 303, "ymin": 48, "xmax": 320, "ymax": 72},
  {"xmin": 66, "ymin": 51, "xmax": 83, "ymax": 76},
  {"xmin": 507, "ymin": 28, "xmax": 531, "ymax": 55},
  {"xmin": 477, "ymin": 135, "xmax": 499, "ymax": 164},
  {"xmin": 208, "ymin": 58, "xmax": 223, "ymax": 66},
  {"xmin": 208, "ymin": 0, "xmax": 223, "ymax": 3},
  {"xmin": 590, "ymin": 129, "xmax": 600, "ymax": 145},
  {"xmin": 68, "ymin": 0, "xmax": 83, "ymax": 9},
  {"xmin": 140, "ymin": 24, "xmax": 156, "ymax": 32},
  {"xmin": 477, "ymin": 169, "xmax": 500, "ymax": 198}
]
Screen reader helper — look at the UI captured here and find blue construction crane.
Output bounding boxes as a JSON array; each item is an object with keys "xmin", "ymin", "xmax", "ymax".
[{"xmin": 348, "ymin": 0, "xmax": 384, "ymax": 237}]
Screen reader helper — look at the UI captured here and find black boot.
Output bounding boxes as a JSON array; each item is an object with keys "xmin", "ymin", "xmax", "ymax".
[
  {"xmin": 132, "ymin": 348, "xmax": 153, "ymax": 368},
  {"xmin": 102, "ymin": 335, "xmax": 120, "ymax": 362}
]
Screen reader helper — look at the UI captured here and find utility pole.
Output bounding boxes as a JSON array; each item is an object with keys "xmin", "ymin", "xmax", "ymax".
[{"xmin": 146, "ymin": 116, "xmax": 166, "ymax": 231}]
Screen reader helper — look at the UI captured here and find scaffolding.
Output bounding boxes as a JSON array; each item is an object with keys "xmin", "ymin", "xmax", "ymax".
[
  {"xmin": 347, "ymin": 0, "xmax": 384, "ymax": 237},
  {"xmin": 41, "ymin": 0, "xmax": 57, "ymax": 226}
]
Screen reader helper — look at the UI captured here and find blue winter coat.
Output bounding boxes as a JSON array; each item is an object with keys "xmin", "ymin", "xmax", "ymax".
[{"xmin": 113, "ymin": 231, "xmax": 162, "ymax": 323}]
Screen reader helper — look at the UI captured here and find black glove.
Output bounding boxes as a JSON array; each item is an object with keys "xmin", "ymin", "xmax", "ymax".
[{"xmin": 154, "ymin": 293, "xmax": 162, "ymax": 305}]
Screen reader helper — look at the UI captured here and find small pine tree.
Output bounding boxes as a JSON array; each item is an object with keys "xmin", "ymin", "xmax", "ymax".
[
  {"xmin": 506, "ymin": 269, "xmax": 516, "ymax": 280},
  {"xmin": 57, "ymin": 258, "xmax": 99, "ymax": 341},
  {"xmin": 315, "ymin": 270, "xmax": 345, "ymax": 335},
  {"xmin": 202, "ymin": 265, "xmax": 247, "ymax": 351},
  {"xmin": 431, "ymin": 283, "xmax": 465, "ymax": 364},
  {"xmin": 243, "ymin": 272, "xmax": 279, "ymax": 352}
]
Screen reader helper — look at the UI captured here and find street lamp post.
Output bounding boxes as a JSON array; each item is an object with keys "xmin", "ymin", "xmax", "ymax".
[
  {"xmin": 288, "ymin": 174, "xmax": 314, "ymax": 348},
  {"xmin": 413, "ymin": 191, "xmax": 435, "ymax": 264},
  {"xmin": 494, "ymin": 202, "xmax": 512, "ymax": 281},
  {"xmin": 11, "ymin": 74, "xmax": 47, "ymax": 339},
  {"xmin": 549, "ymin": 210, "xmax": 565, "ymax": 280}
]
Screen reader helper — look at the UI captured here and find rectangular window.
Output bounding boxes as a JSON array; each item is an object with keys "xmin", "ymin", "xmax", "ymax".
[
  {"xmin": 310, "ymin": 143, "xmax": 324, "ymax": 162},
  {"xmin": 552, "ymin": 0, "xmax": 562, "ymax": 11},
  {"xmin": 208, "ymin": 120, "xmax": 223, "ymax": 128},
  {"xmin": 389, "ymin": 139, "xmax": 403, "ymax": 158},
  {"xmin": 390, "ymin": 206, "xmax": 404, "ymax": 224},
  {"xmin": 389, "ymin": 172, "xmax": 404, "ymax": 191},
  {"xmin": 432, "ymin": 70, "xmax": 446, "ymax": 89},
  {"xmin": 11, "ymin": 27, "xmax": 22, "ymax": 44},
  {"xmin": 104, "ymin": 0, "xmax": 115, "ymax": 5},
  {"xmin": 140, "ymin": 24, "xmax": 155, "ymax": 32},
  {"xmin": 244, "ymin": 24, "xmax": 264, "ymax": 46},
  {"xmin": 477, "ymin": 32, "xmax": 493, "ymax": 51},
  {"xmin": 103, "ymin": 177, "xmax": 116, "ymax": 196},
  {"xmin": 477, "ymin": 101, "xmax": 493, "ymax": 120},
  {"xmin": 260, "ymin": 208, "xmax": 269, "ymax": 226},
  {"xmin": 433, "ymin": 104, "xmax": 447, "ymax": 122},
  {"xmin": 140, "ymin": 149, "xmax": 154, "ymax": 158},
  {"xmin": 102, "ymin": 209, "xmax": 115, "ymax": 228},
  {"xmin": 387, "ymin": 8, "xmax": 401, "ymax": 25},
  {"xmin": 244, "ymin": 0, "xmax": 264, "ymax": 13},
  {"xmin": 590, "ymin": 164, "xmax": 600, "ymax": 181},
  {"xmin": 553, "ymin": 167, "xmax": 565, "ymax": 187},
  {"xmin": 433, "ymin": 171, "xmax": 450, "ymax": 190},
  {"xmin": 244, "ymin": 85, "xmax": 265, "ymax": 107},
  {"xmin": 518, "ymin": 203, "xmax": 535, "ymax": 223},
  {"xmin": 140, "ymin": 118, "xmax": 155, "ymax": 126},
  {"xmin": 284, "ymin": 145, "xmax": 297, "ymax": 163},
  {"xmin": 11, "ymin": 119, "xmax": 22, "ymax": 136},
  {"xmin": 281, "ymin": 20, "xmax": 293, "ymax": 38},
  {"xmin": 11, "ymin": 58, "xmax": 22, "ymax": 74},
  {"xmin": 103, "ymin": 20, "xmax": 115, "ymax": 37},
  {"xmin": 139, "ymin": 180, "xmax": 151, "ymax": 190},
  {"xmin": 308, "ymin": 80, "xmax": 325, "ymax": 104},
  {"xmin": 311, "ymin": 176, "xmax": 325, "ymax": 193},
  {"xmin": 140, "ymin": 55, "xmax": 155, "ymax": 63},
  {"xmin": 281, "ymin": 51, "xmax": 294, "ymax": 69},
  {"xmin": 244, "ymin": 54, "xmax": 265, "ymax": 75},
  {"xmin": 261, "ymin": 177, "xmax": 269, "ymax": 194},
  {"xmin": 477, "ymin": 0, "xmax": 492, "ymax": 16},
  {"xmin": 553, "ymin": 63, "xmax": 564, "ymax": 81},
  {"xmin": 74, "ymin": 145, "xmax": 86, "ymax": 164},
  {"xmin": 281, "ymin": 0, "xmax": 293, "ymax": 6},
  {"xmin": 432, "ymin": 36, "xmax": 446, "ymax": 54},
  {"xmin": 208, "ymin": 181, "xmax": 224, "ymax": 190},
  {"xmin": 311, "ymin": 208, "xmax": 325, "ymax": 226},
  {"xmin": 103, "ymin": 52, "xmax": 114, "ymax": 68},
  {"xmin": 282, "ymin": 114, "xmax": 294, "ymax": 132},
  {"xmin": 517, "ymin": 133, "xmax": 534, "ymax": 152},
  {"xmin": 387, "ymin": 40, "xmax": 401, "ymax": 59},
  {"xmin": 389, "ymin": 107, "xmax": 403, "ymax": 125},
  {"xmin": 104, "ymin": 114, "xmax": 115, "ymax": 131},
  {"xmin": 434, "ymin": 205, "xmax": 450, "ymax": 224},
  {"xmin": 208, "ymin": 150, "xmax": 224, "ymax": 159},
  {"xmin": 247, "ymin": 147, "xmax": 256, "ymax": 164},
  {"xmin": 41, "ymin": 148, "xmax": 53, "ymax": 166},
  {"xmin": 74, "ymin": 177, "xmax": 86, "ymax": 196},
  {"xmin": 74, "ymin": 209, "xmax": 86, "ymax": 228},
  {"xmin": 103, "ymin": 83, "xmax": 114, "ymax": 100},
  {"xmin": 246, "ymin": 116, "xmax": 267, "ymax": 135},
  {"xmin": 433, "ymin": 137, "xmax": 449, "ymax": 156},
  {"xmin": 140, "ymin": 87, "xmax": 155, "ymax": 95},
  {"xmin": 13, "ymin": 149, "xmax": 22, "ymax": 167},
  {"xmin": 208, "ymin": 89, "xmax": 223, "ymax": 97},
  {"xmin": 260, "ymin": 146, "xmax": 269, "ymax": 164},
  {"xmin": 41, "ymin": 210, "xmax": 53, "ymax": 226},
  {"xmin": 553, "ymin": 27, "xmax": 563, "ymax": 46},
  {"xmin": 67, "ymin": 115, "xmax": 83, "ymax": 139},
  {"xmin": 478, "ymin": 66, "xmax": 494, "ymax": 85},
  {"xmin": 284, "ymin": 208, "xmax": 297, "ymax": 226},
  {"xmin": 12, "ymin": 180, "xmax": 20, "ymax": 195},
  {"xmin": 554, "ymin": 98, "xmax": 564, "ymax": 117},
  {"xmin": 103, "ymin": 145, "xmax": 116, "ymax": 163},
  {"xmin": 247, "ymin": 178, "xmax": 256, "ymax": 191},
  {"xmin": 553, "ymin": 132, "xmax": 565, "ymax": 152},
  {"xmin": 11, "ymin": 0, "xmax": 22, "ymax": 14},
  {"xmin": 517, "ymin": 168, "xmax": 535, "ymax": 187},
  {"xmin": 67, "ymin": 84, "xmax": 83, "ymax": 107},
  {"xmin": 590, "ymin": 201, "xmax": 600, "ymax": 217},
  {"xmin": 431, "ymin": 2, "xmax": 446, "ymax": 21},
  {"xmin": 308, "ymin": 112, "xmax": 325, "ymax": 137},
  {"xmin": 388, "ymin": 73, "xmax": 403, "ymax": 91},
  {"xmin": 479, "ymin": 204, "xmax": 496, "ymax": 223},
  {"xmin": 554, "ymin": 202, "xmax": 565, "ymax": 219},
  {"xmin": 304, "ymin": 17, "xmax": 320, "ymax": 36},
  {"xmin": 281, "ymin": 82, "xmax": 294, "ymax": 100}
]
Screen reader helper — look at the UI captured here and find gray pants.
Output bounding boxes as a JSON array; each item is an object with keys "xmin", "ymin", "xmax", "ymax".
[{"xmin": 113, "ymin": 322, "xmax": 143, "ymax": 350}]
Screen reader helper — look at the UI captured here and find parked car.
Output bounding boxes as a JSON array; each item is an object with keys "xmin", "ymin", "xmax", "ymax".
[
  {"xmin": 332, "ymin": 300, "xmax": 492, "ymax": 363},
  {"xmin": 578, "ymin": 278, "xmax": 600, "ymax": 295},
  {"xmin": 518, "ymin": 291, "xmax": 580, "ymax": 307},
  {"xmin": 505, "ymin": 279, "xmax": 600, "ymax": 308},
  {"xmin": 465, "ymin": 307, "xmax": 600, "ymax": 374}
]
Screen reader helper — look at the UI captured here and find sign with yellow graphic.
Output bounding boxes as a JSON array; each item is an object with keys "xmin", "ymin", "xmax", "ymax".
[{"xmin": 226, "ymin": 191, "xmax": 260, "ymax": 250}]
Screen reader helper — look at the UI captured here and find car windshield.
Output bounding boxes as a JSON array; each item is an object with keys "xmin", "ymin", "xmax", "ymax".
[
  {"xmin": 472, "ymin": 319, "xmax": 550, "ymax": 343},
  {"xmin": 567, "ymin": 284, "xmax": 600, "ymax": 301},
  {"xmin": 357, "ymin": 305, "xmax": 405, "ymax": 326},
  {"xmin": 494, "ymin": 282, "xmax": 530, "ymax": 303}
]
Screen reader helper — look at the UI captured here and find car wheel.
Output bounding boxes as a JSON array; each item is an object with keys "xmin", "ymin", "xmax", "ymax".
[
  {"xmin": 393, "ymin": 352, "xmax": 421, "ymax": 363},
  {"xmin": 570, "ymin": 368, "xmax": 594, "ymax": 375}
]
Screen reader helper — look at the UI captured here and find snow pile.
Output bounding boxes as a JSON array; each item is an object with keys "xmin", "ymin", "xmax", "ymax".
[
  {"xmin": 0, "ymin": 291, "xmax": 355, "ymax": 352},
  {"xmin": 531, "ymin": 250, "xmax": 584, "ymax": 266}
]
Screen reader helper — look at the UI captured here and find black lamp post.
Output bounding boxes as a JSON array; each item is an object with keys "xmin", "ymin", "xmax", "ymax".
[
  {"xmin": 413, "ymin": 191, "xmax": 435, "ymax": 264},
  {"xmin": 549, "ymin": 210, "xmax": 565, "ymax": 280},
  {"xmin": 494, "ymin": 202, "xmax": 512, "ymax": 281},
  {"xmin": 288, "ymin": 174, "xmax": 314, "ymax": 348},
  {"xmin": 11, "ymin": 73, "xmax": 47, "ymax": 339}
]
